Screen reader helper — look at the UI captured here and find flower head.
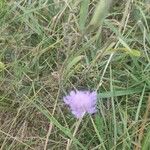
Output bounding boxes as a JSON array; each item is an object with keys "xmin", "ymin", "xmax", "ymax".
[{"xmin": 63, "ymin": 90, "xmax": 97, "ymax": 118}]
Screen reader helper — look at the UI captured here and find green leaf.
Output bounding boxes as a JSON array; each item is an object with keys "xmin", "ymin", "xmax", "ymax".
[
  {"xmin": 109, "ymin": 47, "xmax": 141, "ymax": 57},
  {"xmin": 87, "ymin": 0, "xmax": 112, "ymax": 31},
  {"xmin": 79, "ymin": 0, "xmax": 90, "ymax": 32},
  {"xmin": 0, "ymin": 62, "xmax": 5, "ymax": 70},
  {"xmin": 99, "ymin": 88, "xmax": 143, "ymax": 98},
  {"xmin": 65, "ymin": 55, "xmax": 84, "ymax": 75},
  {"xmin": 142, "ymin": 126, "xmax": 150, "ymax": 150}
]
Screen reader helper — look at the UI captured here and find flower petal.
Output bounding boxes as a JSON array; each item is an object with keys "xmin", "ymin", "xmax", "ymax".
[
  {"xmin": 63, "ymin": 96, "xmax": 71, "ymax": 105},
  {"xmin": 87, "ymin": 107, "xmax": 97, "ymax": 114},
  {"xmin": 72, "ymin": 110, "xmax": 85, "ymax": 118}
]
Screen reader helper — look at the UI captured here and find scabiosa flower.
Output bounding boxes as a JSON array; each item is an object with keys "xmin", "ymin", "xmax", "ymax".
[{"xmin": 63, "ymin": 90, "xmax": 97, "ymax": 118}]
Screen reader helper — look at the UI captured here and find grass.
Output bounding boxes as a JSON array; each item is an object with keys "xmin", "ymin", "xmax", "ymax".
[{"xmin": 0, "ymin": 0, "xmax": 150, "ymax": 149}]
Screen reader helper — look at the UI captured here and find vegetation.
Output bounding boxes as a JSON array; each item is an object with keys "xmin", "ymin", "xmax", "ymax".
[{"xmin": 0, "ymin": 0, "xmax": 150, "ymax": 149}]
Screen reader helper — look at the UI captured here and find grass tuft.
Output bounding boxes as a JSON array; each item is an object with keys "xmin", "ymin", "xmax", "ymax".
[{"xmin": 0, "ymin": 0, "xmax": 150, "ymax": 149}]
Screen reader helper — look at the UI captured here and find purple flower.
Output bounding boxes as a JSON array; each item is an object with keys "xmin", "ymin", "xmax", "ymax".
[{"xmin": 63, "ymin": 90, "xmax": 97, "ymax": 118}]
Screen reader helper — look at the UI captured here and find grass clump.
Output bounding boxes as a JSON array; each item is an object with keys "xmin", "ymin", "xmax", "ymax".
[{"xmin": 0, "ymin": 0, "xmax": 150, "ymax": 149}]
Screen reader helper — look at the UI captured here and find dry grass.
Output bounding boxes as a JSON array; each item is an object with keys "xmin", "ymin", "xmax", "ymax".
[{"xmin": 0, "ymin": 0, "xmax": 150, "ymax": 149}]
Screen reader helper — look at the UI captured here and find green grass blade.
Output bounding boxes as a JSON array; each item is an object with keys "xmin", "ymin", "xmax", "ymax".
[
  {"xmin": 87, "ymin": 0, "xmax": 112, "ymax": 31},
  {"xmin": 64, "ymin": 55, "xmax": 84, "ymax": 76},
  {"xmin": 90, "ymin": 116, "xmax": 106, "ymax": 150},
  {"xmin": 99, "ymin": 88, "xmax": 143, "ymax": 98},
  {"xmin": 79, "ymin": 0, "xmax": 90, "ymax": 32},
  {"xmin": 142, "ymin": 126, "xmax": 150, "ymax": 150},
  {"xmin": 33, "ymin": 101, "xmax": 86, "ymax": 150},
  {"xmin": 135, "ymin": 85, "xmax": 146, "ymax": 121},
  {"xmin": 110, "ymin": 65, "xmax": 117, "ymax": 147}
]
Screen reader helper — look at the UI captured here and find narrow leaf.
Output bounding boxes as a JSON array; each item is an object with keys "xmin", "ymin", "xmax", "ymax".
[
  {"xmin": 65, "ymin": 55, "xmax": 84, "ymax": 75},
  {"xmin": 87, "ymin": 0, "xmax": 112, "ymax": 31},
  {"xmin": 99, "ymin": 88, "xmax": 143, "ymax": 98},
  {"xmin": 79, "ymin": 0, "xmax": 90, "ymax": 31}
]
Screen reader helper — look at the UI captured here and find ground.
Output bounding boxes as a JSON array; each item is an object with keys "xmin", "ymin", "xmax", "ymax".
[{"xmin": 0, "ymin": 0, "xmax": 150, "ymax": 150}]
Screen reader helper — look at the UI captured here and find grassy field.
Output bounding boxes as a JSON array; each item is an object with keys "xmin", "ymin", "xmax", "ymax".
[{"xmin": 0, "ymin": 0, "xmax": 150, "ymax": 149}]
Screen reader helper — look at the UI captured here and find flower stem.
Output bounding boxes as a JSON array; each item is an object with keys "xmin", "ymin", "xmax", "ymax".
[{"xmin": 66, "ymin": 116, "xmax": 83, "ymax": 150}]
